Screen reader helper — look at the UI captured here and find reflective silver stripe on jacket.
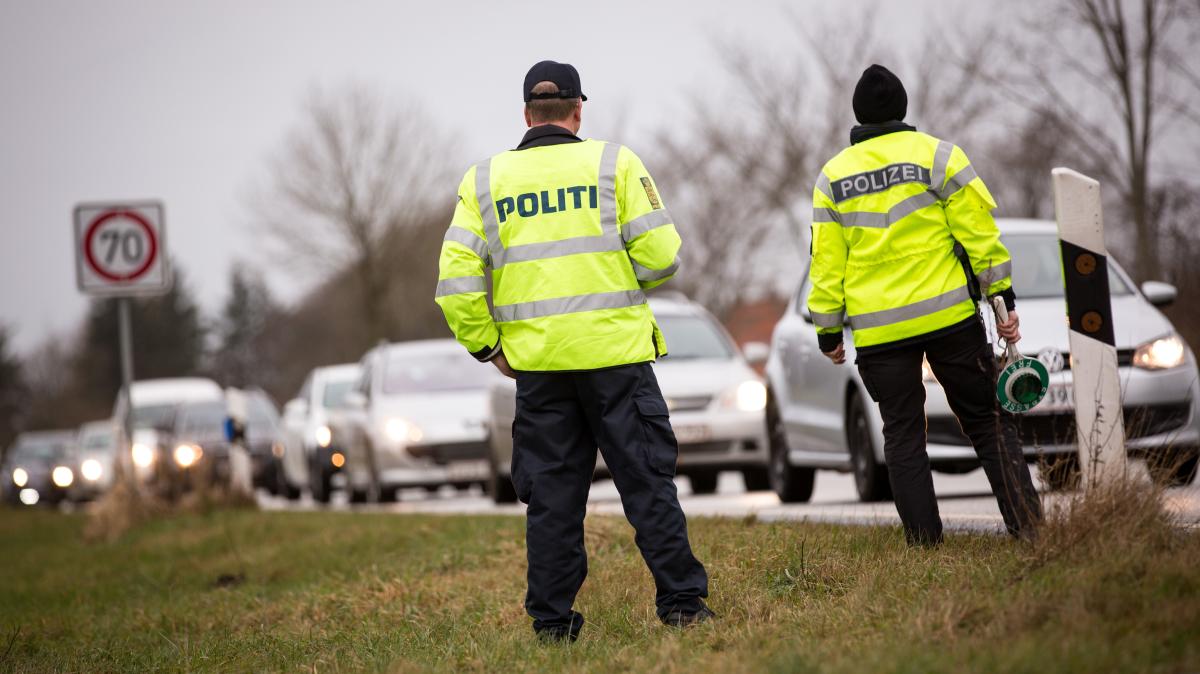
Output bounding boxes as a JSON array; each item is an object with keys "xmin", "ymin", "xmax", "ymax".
[
  {"xmin": 443, "ymin": 226, "xmax": 490, "ymax": 262},
  {"xmin": 812, "ymin": 207, "xmax": 840, "ymax": 224},
  {"xmin": 810, "ymin": 309, "xmax": 845, "ymax": 329},
  {"xmin": 815, "ymin": 171, "xmax": 833, "ymax": 199},
  {"xmin": 976, "ymin": 260, "xmax": 1012, "ymax": 288},
  {"xmin": 838, "ymin": 191, "xmax": 939, "ymax": 229},
  {"xmin": 632, "ymin": 256, "xmax": 680, "ymax": 283},
  {"xmin": 493, "ymin": 288, "xmax": 646, "ymax": 323},
  {"xmin": 434, "ymin": 276, "xmax": 487, "ymax": 298},
  {"xmin": 930, "ymin": 140, "xmax": 954, "ymax": 194},
  {"xmin": 622, "ymin": 209, "xmax": 673, "ymax": 243},
  {"xmin": 847, "ymin": 285, "xmax": 972, "ymax": 330},
  {"xmin": 476, "ymin": 142, "xmax": 624, "ymax": 268},
  {"xmin": 938, "ymin": 164, "xmax": 978, "ymax": 201}
]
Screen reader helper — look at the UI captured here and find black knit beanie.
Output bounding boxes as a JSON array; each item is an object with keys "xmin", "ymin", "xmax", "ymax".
[{"xmin": 852, "ymin": 64, "xmax": 907, "ymax": 124}]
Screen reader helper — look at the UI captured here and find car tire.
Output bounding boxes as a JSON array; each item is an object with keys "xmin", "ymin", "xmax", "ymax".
[
  {"xmin": 847, "ymin": 391, "xmax": 892, "ymax": 502},
  {"xmin": 486, "ymin": 445, "xmax": 519, "ymax": 504},
  {"xmin": 1038, "ymin": 453, "xmax": 1081, "ymax": 491},
  {"xmin": 767, "ymin": 388, "xmax": 815, "ymax": 503},
  {"xmin": 310, "ymin": 456, "xmax": 332, "ymax": 504},
  {"xmin": 742, "ymin": 467, "xmax": 771, "ymax": 491},
  {"xmin": 1146, "ymin": 448, "xmax": 1199, "ymax": 487},
  {"xmin": 276, "ymin": 461, "xmax": 301, "ymax": 500},
  {"xmin": 689, "ymin": 471, "xmax": 719, "ymax": 495}
]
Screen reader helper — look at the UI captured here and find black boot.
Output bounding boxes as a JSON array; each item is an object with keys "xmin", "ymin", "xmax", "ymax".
[
  {"xmin": 661, "ymin": 601, "xmax": 716, "ymax": 628},
  {"xmin": 535, "ymin": 611, "xmax": 584, "ymax": 643}
]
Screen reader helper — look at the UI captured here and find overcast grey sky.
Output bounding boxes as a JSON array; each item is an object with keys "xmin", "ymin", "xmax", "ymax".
[{"xmin": 0, "ymin": 0, "xmax": 937, "ymax": 354}]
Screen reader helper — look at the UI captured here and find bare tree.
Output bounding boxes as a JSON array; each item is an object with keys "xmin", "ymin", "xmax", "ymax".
[
  {"xmin": 989, "ymin": 0, "xmax": 1197, "ymax": 280},
  {"xmin": 252, "ymin": 85, "xmax": 454, "ymax": 341}
]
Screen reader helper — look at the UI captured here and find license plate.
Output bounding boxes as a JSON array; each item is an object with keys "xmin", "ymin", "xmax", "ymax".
[
  {"xmin": 446, "ymin": 460, "xmax": 488, "ymax": 481},
  {"xmin": 674, "ymin": 424, "xmax": 712, "ymax": 444},
  {"xmin": 1034, "ymin": 383, "xmax": 1074, "ymax": 413}
]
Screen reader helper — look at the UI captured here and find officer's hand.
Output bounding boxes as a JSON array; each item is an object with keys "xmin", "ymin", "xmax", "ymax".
[
  {"xmin": 492, "ymin": 353, "xmax": 517, "ymax": 379},
  {"xmin": 997, "ymin": 310, "xmax": 1021, "ymax": 345},
  {"xmin": 822, "ymin": 343, "xmax": 845, "ymax": 365}
]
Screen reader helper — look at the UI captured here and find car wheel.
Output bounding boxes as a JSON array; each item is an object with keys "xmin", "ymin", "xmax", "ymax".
[
  {"xmin": 848, "ymin": 391, "xmax": 892, "ymax": 502},
  {"xmin": 1146, "ymin": 448, "xmax": 1199, "ymax": 487},
  {"xmin": 767, "ymin": 388, "xmax": 815, "ymax": 503},
  {"xmin": 1038, "ymin": 453, "xmax": 1081, "ymax": 491},
  {"xmin": 742, "ymin": 467, "xmax": 771, "ymax": 491},
  {"xmin": 689, "ymin": 471, "xmax": 719, "ymax": 495},
  {"xmin": 310, "ymin": 456, "xmax": 332, "ymax": 504},
  {"xmin": 276, "ymin": 461, "xmax": 301, "ymax": 500},
  {"xmin": 486, "ymin": 445, "xmax": 519, "ymax": 504}
]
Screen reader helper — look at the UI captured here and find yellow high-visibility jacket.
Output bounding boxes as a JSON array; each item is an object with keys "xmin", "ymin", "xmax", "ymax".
[
  {"xmin": 808, "ymin": 130, "xmax": 1013, "ymax": 352},
  {"xmin": 435, "ymin": 137, "xmax": 681, "ymax": 371}
]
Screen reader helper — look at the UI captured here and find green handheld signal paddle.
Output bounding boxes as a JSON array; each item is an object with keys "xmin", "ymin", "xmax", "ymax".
[{"xmin": 992, "ymin": 297, "xmax": 1050, "ymax": 413}]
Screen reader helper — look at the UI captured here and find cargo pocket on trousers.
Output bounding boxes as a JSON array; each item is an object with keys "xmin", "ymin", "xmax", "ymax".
[
  {"xmin": 635, "ymin": 395, "xmax": 679, "ymax": 477},
  {"xmin": 510, "ymin": 419, "xmax": 532, "ymax": 504}
]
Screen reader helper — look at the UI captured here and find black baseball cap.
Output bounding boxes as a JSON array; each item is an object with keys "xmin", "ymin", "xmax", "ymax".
[{"xmin": 523, "ymin": 60, "xmax": 587, "ymax": 102}]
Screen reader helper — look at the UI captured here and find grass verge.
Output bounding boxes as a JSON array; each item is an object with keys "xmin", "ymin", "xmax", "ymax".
[{"xmin": 1, "ymin": 486, "xmax": 1197, "ymax": 673}]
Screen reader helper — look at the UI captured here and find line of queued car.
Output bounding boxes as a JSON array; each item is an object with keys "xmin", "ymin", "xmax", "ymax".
[{"xmin": 10, "ymin": 223, "xmax": 1194, "ymax": 511}]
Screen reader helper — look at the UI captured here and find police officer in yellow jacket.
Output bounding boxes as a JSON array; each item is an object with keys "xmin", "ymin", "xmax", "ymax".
[
  {"xmin": 808, "ymin": 65, "xmax": 1041, "ymax": 545},
  {"xmin": 435, "ymin": 61, "xmax": 712, "ymax": 640}
]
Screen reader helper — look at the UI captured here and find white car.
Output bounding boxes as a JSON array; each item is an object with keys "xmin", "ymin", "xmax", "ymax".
[
  {"xmin": 113, "ymin": 377, "xmax": 225, "ymax": 490},
  {"xmin": 339, "ymin": 340, "xmax": 503, "ymax": 502},
  {"xmin": 765, "ymin": 218, "xmax": 1200, "ymax": 503},
  {"xmin": 485, "ymin": 295, "xmax": 770, "ymax": 503},
  {"xmin": 69, "ymin": 419, "xmax": 120, "ymax": 501},
  {"xmin": 280, "ymin": 363, "xmax": 360, "ymax": 503}
]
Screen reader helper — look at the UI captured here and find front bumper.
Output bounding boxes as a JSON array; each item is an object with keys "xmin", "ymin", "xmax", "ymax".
[
  {"xmin": 375, "ymin": 436, "xmax": 491, "ymax": 488},
  {"xmin": 591, "ymin": 407, "xmax": 767, "ymax": 475},
  {"xmin": 923, "ymin": 363, "xmax": 1200, "ymax": 462}
]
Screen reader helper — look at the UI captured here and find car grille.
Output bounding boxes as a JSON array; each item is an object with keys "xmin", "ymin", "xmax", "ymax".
[
  {"xmin": 1022, "ymin": 349, "xmax": 1135, "ymax": 371},
  {"xmin": 667, "ymin": 396, "xmax": 712, "ymax": 412},
  {"xmin": 927, "ymin": 403, "xmax": 1191, "ymax": 447},
  {"xmin": 407, "ymin": 441, "xmax": 489, "ymax": 464},
  {"xmin": 678, "ymin": 441, "xmax": 732, "ymax": 454}
]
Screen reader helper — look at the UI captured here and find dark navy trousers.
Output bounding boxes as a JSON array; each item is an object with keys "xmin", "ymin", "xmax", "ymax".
[{"xmin": 512, "ymin": 362, "xmax": 708, "ymax": 633}]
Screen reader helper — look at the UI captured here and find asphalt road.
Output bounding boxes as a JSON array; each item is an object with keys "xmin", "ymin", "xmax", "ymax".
[{"xmin": 259, "ymin": 461, "xmax": 1200, "ymax": 534}]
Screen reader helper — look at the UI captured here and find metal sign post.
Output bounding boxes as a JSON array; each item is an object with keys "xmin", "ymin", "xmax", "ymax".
[
  {"xmin": 73, "ymin": 201, "xmax": 171, "ymax": 493},
  {"xmin": 1051, "ymin": 169, "xmax": 1127, "ymax": 487}
]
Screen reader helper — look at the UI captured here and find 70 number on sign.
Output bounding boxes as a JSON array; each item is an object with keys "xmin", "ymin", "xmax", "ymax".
[{"xmin": 83, "ymin": 210, "xmax": 157, "ymax": 282}]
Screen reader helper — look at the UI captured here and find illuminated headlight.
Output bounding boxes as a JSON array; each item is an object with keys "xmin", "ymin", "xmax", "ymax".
[
  {"xmin": 385, "ymin": 418, "xmax": 423, "ymax": 444},
  {"xmin": 81, "ymin": 459, "xmax": 103, "ymax": 482},
  {"xmin": 52, "ymin": 466, "xmax": 74, "ymax": 488},
  {"xmin": 331, "ymin": 451, "xmax": 345, "ymax": 468},
  {"xmin": 921, "ymin": 357, "xmax": 938, "ymax": 383},
  {"xmin": 272, "ymin": 442, "xmax": 285, "ymax": 458},
  {"xmin": 131, "ymin": 443, "xmax": 155, "ymax": 468},
  {"xmin": 1133, "ymin": 334, "xmax": 1186, "ymax": 370},
  {"xmin": 315, "ymin": 425, "xmax": 332, "ymax": 448},
  {"xmin": 11, "ymin": 468, "xmax": 28, "ymax": 487},
  {"xmin": 173, "ymin": 444, "xmax": 201, "ymax": 468},
  {"xmin": 19, "ymin": 489, "xmax": 38, "ymax": 505},
  {"xmin": 723, "ymin": 380, "xmax": 767, "ymax": 412}
]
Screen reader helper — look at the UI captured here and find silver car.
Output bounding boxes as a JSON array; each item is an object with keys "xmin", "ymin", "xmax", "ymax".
[
  {"xmin": 280, "ymin": 363, "xmax": 360, "ymax": 503},
  {"xmin": 486, "ymin": 295, "xmax": 770, "ymax": 503},
  {"xmin": 765, "ymin": 218, "xmax": 1200, "ymax": 502},
  {"xmin": 339, "ymin": 340, "xmax": 502, "ymax": 502}
]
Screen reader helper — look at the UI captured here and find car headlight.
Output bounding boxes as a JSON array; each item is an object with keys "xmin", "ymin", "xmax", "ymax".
[
  {"xmin": 385, "ymin": 418, "xmax": 423, "ymax": 444},
  {"xmin": 173, "ymin": 444, "xmax": 201, "ymax": 468},
  {"xmin": 331, "ymin": 451, "xmax": 345, "ymax": 468},
  {"xmin": 723, "ymin": 380, "xmax": 767, "ymax": 412},
  {"xmin": 11, "ymin": 468, "xmax": 27, "ymax": 488},
  {"xmin": 921, "ymin": 357, "xmax": 938, "ymax": 383},
  {"xmin": 272, "ymin": 442, "xmax": 285, "ymax": 458},
  {"xmin": 315, "ymin": 425, "xmax": 332, "ymax": 448},
  {"xmin": 1133, "ymin": 334, "xmax": 1186, "ymax": 370},
  {"xmin": 19, "ymin": 488, "xmax": 38, "ymax": 505},
  {"xmin": 52, "ymin": 466, "xmax": 74, "ymax": 488},
  {"xmin": 81, "ymin": 459, "xmax": 103, "ymax": 482},
  {"xmin": 131, "ymin": 443, "xmax": 155, "ymax": 468}
]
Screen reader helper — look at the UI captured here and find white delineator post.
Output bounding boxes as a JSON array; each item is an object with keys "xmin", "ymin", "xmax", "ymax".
[{"xmin": 1052, "ymin": 168, "xmax": 1127, "ymax": 487}]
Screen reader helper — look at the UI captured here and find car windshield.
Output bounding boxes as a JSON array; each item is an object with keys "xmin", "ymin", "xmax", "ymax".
[
  {"xmin": 322, "ymin": 379, "xmax": 356, "ymax": 408},
  {"xmin": 657, "ymin": 315, "xmax": 734, "ymax": 360},
  {"xmin": 130, "ymin": 404, "xmax": 176, "ymax": 431},
  {"xmin": 247, "ymin": 395, "xmax": 278, "ymax": 432},
  {"xmin": 10, "ymin": 439, "xmax": 69, "ymax": 461},
  {"xmin": 383, "ymin": 350, "xmax": 493, "ymax": 394},
  {"xmin": 177, "ymin": 402, "xmax": 226, "ymax": 437},
  {"xmin": 81, "ymin": 430, "xmax": 116, "ymax": 452},
  {"xmin": 1005, "ymin": 234, "xmax": 1133, "ymax": 299}
]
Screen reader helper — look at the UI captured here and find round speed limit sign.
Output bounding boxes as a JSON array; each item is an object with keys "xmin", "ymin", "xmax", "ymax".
[{"xmin": 74, "ymin": 202, "xmax": 171, "ymax": 296}]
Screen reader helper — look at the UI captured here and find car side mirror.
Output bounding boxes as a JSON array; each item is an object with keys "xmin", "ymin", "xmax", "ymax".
[
  {"xmin": 1141, "ymin": 281, "xmax": 1177, "ymax": 307},
  {"xmin": 742, "ymin": 341, "xmax": 770, "ymax": 365},
  {"xmin": 283, "ymin": 399, "xmax": 307, "ymax": 417},
  {"xmin": 343, "ymin": 390, "xmax": 367, "ymax": 410}
]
